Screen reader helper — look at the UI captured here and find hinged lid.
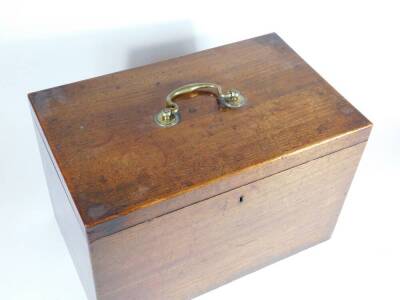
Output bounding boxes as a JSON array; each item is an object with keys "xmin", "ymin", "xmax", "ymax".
[{"xmin": 29, "ymin": 33, "xmax": 371, "ymax": 241}]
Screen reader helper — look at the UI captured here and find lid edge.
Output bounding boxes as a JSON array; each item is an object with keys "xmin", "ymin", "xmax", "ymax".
[{"xmin": 86, "ymin": 123, "xmax": 372, "ymax": 242}]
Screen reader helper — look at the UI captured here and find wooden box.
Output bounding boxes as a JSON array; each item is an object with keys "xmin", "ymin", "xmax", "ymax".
[{"xmin": 29, "ymin": 33, "xmax": 372, "ymax": 300}]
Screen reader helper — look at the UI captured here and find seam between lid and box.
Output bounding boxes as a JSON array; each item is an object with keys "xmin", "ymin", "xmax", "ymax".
[{"xmin": 85, "ymin": 123, "xmax": 371, "ymax": 242}]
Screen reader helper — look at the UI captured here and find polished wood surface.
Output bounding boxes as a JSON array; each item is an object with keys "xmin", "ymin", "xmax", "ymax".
[
  {"xmin": 91, "ymin": 142, "xmax": 367, "ymax": 300},
  {"xmin": 34, "ymin": 121, "xmax": 96, "ymax": 300},
  {"xmin": 29, "ymin": 33, "xmax": 371, "ymax": 241},
  {"xmin": 30, "ymin": 33, "xmax": 372, "ymax": 300}
]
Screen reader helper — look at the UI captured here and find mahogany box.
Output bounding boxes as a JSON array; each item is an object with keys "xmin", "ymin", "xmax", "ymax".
[{"xmin": 29, "ymin": 33, "xmax": 372, "ymax": 300}]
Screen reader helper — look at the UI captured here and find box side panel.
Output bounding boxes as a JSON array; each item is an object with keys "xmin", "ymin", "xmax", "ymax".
[
  {"xmin": 35, "ymin": 125, "xmax": 97, "ymax": 300},
  {"xmin": 90, "ymin": 141, "xmax": 367, "ymax": 300}
]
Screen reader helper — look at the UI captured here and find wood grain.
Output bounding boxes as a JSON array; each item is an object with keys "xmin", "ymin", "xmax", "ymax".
[
  {"xmin": 29, "ymin": 33, "xmax": 371, "ymax": 240},
  {"xmin": 30, "ymin": 33, "xmax": 372, "ymax": 300},
  {"xmin": 91, "ymin": 142, "xmax": 367, "ymax": 300},
  {"xmin": 34, "ymin": 120, "xmax": 97, "ymax": 300}
]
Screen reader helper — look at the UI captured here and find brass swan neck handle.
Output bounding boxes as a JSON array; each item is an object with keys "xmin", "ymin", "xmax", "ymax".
[{"xmin": 154, "ymin": 83, "xmax": 246, "ymax": 127}]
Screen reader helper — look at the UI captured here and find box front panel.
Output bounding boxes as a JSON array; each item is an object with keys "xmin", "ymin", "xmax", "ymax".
[{"xmin": 90, "ymin": 142, "xmax": 366, "ymax": 300}]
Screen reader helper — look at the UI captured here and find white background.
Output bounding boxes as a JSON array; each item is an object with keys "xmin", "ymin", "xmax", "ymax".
[{"xmin": 1, "ymin": 1, "xmax": 399, "ymax": 299}]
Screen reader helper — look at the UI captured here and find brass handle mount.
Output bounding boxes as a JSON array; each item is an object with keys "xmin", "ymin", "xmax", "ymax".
[{"xmin": 154, "ymin": 83, "xmax": 246, "ymax": 127}]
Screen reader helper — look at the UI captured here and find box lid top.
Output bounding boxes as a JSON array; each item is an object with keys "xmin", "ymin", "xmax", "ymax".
[{"xmin": 30, "ymin": 33, "xmax": 371, "ymax": 241}]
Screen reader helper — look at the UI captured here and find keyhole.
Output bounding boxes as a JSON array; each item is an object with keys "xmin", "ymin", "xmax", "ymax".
[{"xmin": 239, "ymin": 196, "xmax": 245, "ymax": 203}]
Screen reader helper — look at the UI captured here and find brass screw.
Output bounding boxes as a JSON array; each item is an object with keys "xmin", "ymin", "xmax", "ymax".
[
  {"xmin": 160, "ymin": 108, "xmax": 173, "ymax": 122},
  {"xmin": 227, "ymin": 90, "xmax": 241, "ymax": 104}
]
